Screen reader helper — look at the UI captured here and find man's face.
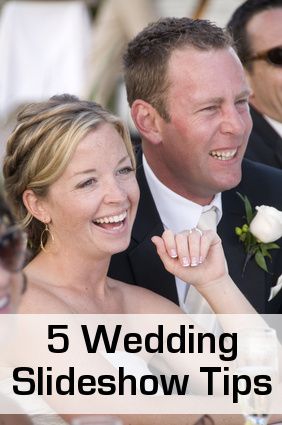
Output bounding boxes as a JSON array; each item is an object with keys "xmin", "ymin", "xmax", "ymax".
[
  {"xmin": 154, "ymin": 47, "xmax": 252, "ymax": 205},
  {"xmin": 246, "ymin": 8, "xmax": 282, "ymax": 122}
]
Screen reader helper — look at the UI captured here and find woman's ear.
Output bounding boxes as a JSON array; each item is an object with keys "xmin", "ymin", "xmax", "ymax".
[
  {"xmin": 131, "ymin": 100, "xmax": 163, "ymax": 145},
  {"xmin": 22, "ymin": 190, "xmax": 50, "ymax": 224}
]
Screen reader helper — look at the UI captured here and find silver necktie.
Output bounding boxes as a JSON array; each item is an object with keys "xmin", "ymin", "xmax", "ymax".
[{"xmin": 182, "ymin": 207, "xmax": 219, "ymax": 333}]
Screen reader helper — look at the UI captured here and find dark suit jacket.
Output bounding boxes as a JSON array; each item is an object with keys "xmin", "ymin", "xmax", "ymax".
[
  {"xmin": 109, "ymin": 152, "xmax": 282, "ymax": 313},
  {"xmin": 245, "ymin": 105, "xmax": 282, "ymax": 169}
]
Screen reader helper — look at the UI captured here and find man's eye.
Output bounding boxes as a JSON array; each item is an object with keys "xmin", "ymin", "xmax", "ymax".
[
  {"xmin": 78, "ymin": 178, "xmax": 97, "ymax": 188},
  {"xmin": 117, "ymin": 166, "xmax": 135, "ymax": 175},
  {"xmin": 202, "ymin": 105, "xmax": 217, "ymax": 112},
  {"xmin": 236, "ymin": 98, "xmax": 248, "ymax": 105}
]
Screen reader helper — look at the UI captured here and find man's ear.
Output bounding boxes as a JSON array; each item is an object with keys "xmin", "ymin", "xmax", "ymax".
[
  {"xmin": 22, "ymin": 189, "xmax": 50, "ymax": 224},
  {"xmin": 131, "ymin": 100, "xmax": 162, "ymax": 145},
  {"xmin": 244, "ymin": 70, "xmax": 255, "ymax": 103}
]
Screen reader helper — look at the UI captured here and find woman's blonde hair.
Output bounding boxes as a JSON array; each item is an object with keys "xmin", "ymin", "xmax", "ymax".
[{"xmin": 3, "ymin": 94, "xmax": 135, "ymax": 255}]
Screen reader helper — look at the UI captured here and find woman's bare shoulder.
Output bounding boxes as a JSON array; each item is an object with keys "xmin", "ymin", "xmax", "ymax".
[
  {"xmin": 112, "ymin": 278, "xmax": 181, "ymax": 314},
  {"xmin": 18, "ymin": 279, "xmax": 71, "ymax": 314}
]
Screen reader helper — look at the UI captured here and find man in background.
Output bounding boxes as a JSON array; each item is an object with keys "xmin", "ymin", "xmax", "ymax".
[{"xmin": 227, "ymin": 0, "xmax": 282, "ymax": 168}]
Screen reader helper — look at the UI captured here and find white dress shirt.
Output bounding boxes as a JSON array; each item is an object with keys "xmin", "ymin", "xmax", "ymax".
[
  {"xmin": 143, "ymin": 154, "xmax": 223, "ymax": 307},
  {"xmin": 264, "ymin": 115, "xmax": 282, "ymax": 138}
]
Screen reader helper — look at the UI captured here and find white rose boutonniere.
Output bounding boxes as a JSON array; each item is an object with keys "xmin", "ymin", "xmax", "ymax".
[
  {"xmin": 235, "ymin": 193, "xmax": 281, "ymax": 275},
  {"xmin": 249, "ymin": 205, "xmax": 282, "ymax": 243}
]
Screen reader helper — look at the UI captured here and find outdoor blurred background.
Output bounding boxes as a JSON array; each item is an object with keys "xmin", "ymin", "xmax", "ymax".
[{"xmin": 0, "ymin": 0, "xmax": 245, "ymax": 162}]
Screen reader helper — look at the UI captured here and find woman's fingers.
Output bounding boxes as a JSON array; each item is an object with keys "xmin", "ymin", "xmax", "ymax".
[
  {"xmin": 175, "ymin": 232, "xmax": 190, "ymax": 267},
  {"xmin": 153, "ymin": 229, "xmax": 221, "ymax": 268},
  {"xmin": 199, "ymin": 229, "xmax": 218, "ymax": 263},
  {"xmin": 162, "ymin": 228, "xmax": 204, "ymax": 267},
  {"xmin": 187, "ymin": 228, "xmax": 202, "ymax": 266},
  {"xmin": 151, "ymin": 236, "xmax": 177, "ymax": 273},
  {"xmin": 152, "ymin": 229, "xmax": 225, "ymax": 286},
  {"xmin": 152, "ymin": 228, "xmax": 203, "ymax": 268},
  {"xmin": 162, "ymin": 229, "xmax": 178, "ymax": 258}
]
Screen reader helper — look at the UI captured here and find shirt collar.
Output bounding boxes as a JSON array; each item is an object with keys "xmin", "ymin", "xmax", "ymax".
[
  {"xmin": 143, "ymin": 154, "xmax": 222, "ymax": 234},
  {"xmin": 264, "ymin": 115, "xmax": 282, "ymax": 138}
]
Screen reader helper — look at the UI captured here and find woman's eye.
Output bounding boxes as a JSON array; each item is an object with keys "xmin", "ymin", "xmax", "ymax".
[
  {"xmin": 117, "ymin": 166, "xmax": 135, "ymax": 175},
  {"xmin": 78, "ymin": 178, "xmax": 97, "ymax": 188}
]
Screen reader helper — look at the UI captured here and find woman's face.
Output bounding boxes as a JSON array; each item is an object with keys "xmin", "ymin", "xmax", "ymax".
[
  {"xmin": 42, "ymin": 123, "xmax": 140, "ymax": 258},
  {"xmin": 0, "ymin": 225, "xmax": 26, "ymax": 313}
]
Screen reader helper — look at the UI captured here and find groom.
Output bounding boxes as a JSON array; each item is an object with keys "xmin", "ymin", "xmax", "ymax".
[{"xmin": 109, "ymin": 17, "xmax": 282, "ymax": 313}]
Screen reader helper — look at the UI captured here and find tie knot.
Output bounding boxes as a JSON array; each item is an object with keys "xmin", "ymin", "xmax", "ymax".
[{"xmin": 197, "ymin": 207, "xmax": 217, "ymax": 231}]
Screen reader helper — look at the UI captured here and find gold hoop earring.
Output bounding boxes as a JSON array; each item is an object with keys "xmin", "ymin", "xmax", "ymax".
[{"xmin": 40, "ymin": 223, "xmax": 54, "ymax": 253}]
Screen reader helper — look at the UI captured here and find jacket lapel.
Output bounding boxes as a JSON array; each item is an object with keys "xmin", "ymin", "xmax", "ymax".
[
  {"xmin": 250, "ymin": 106, "xmax": 282, "ymax": 168},
  {"xmin": 219, "ymin": 176, "xmax": 278, "ymax": 313},
  {"xmin": 129, "ymin": 152, "xmax": 179, "ymax": 304}
]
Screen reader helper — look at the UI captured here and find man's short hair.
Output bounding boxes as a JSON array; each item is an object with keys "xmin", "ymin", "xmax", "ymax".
[
  {"xmin": 227, "ymin": 0, "xmax": 282, "ymax": 71},
  {"xmin": 123, "ymin": 17, "xmax": 233, "ymax": 121}
]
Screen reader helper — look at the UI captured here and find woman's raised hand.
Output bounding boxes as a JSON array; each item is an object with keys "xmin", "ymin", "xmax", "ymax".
[{"xmin": 151, "ymin": 229, "xmax": 227, "ymax": 290}]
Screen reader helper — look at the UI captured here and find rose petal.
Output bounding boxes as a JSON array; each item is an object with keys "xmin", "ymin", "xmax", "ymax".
[
  {"xmin": 250, "ymin": 205, "xmax": 282, "ymax": 243},
  {"xmin": 268, "ymin": 274, "xmax": 282, "ymax": 301}
]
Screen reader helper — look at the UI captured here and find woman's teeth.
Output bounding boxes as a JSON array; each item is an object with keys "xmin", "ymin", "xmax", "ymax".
[
  {"xmin": 209, "ymin": 149, "xmax": 237, "ymax": 160},
  {"xmin": 94, "ymin": 211, "xmax": 127, "ymax": 224}
]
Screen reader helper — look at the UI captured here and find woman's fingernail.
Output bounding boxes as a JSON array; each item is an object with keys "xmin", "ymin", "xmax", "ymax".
[
  {"xmin": 182, "ymin": 257, "xmax": 190, "ymax": 267},
  {"xmin": 199, "ymin": 256, "xmax": 204, "ymax": 264},
  {"xmin": 191, "ymin": 257, "xmax": 198, "ymax": 267},
  {"xmin": 171, "ymin": 249, "xmax": 177, "ymax": 258}
]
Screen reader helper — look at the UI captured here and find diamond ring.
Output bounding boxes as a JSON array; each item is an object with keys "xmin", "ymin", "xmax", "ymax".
[{"xmin": 188, "ymin": 227, "xmax": 203, "ymax": 236}]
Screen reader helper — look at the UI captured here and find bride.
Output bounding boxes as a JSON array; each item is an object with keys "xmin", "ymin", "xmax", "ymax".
[{"xmin": 2, "ymin": 94, "xmax": 264, "ymax": 425}]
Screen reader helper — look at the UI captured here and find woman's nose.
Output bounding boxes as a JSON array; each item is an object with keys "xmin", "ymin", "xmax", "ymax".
[{"xmin": 104, "ymin": 179, "xmax": 127, "ymax": 203}]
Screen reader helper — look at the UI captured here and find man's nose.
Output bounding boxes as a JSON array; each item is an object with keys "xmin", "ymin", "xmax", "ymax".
[{"xmin": 220, "ymin": 107, "xmax": 248, "ymax": 135}]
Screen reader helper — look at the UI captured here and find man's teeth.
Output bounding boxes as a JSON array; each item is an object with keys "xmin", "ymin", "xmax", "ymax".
[
  {"xmin": 209, "ymin": 149, "xmax": 237, "ymax": 160},
  {"xmin": 94, "ymin": 211, "xmax": 127, "ymax": 224}
]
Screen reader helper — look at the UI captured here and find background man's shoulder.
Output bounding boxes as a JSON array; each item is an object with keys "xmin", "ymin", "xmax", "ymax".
[{"xmin": 239, "ymin": 159, "xmax": 282, "ymax": 207}]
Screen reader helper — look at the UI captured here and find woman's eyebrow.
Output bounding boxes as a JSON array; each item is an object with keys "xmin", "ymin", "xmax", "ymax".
[
  {"xmin": 73, "ymin": 168, "xmax": 97, "ymax": 177},
  {"xmin": 72, "ymin": 156, "xmax": 130, "ymax": 177}
]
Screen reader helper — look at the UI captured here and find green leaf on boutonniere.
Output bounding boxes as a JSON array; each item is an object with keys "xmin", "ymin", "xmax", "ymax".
[
  {"xmin": 255, "ymin": 250, "xmax": 268, "ymax": 272},
  {"xmin": 237, "ymin": 192, "xmax": 255, "ymax": 224},
  {"xmin": 235, "ymin": 192, "xmax": 280, "ymax": 276}
]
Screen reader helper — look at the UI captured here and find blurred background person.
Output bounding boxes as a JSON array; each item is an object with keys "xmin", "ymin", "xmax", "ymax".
[
  {"xmin": 227, "ymin": 0, "xmax": 282, "ymax": 169},
  {"xmin": 0, "ymin": 0, "xmax": 246, "ymax": 158},
  {"xmin": 0, "ymin": 193, "xmax": 26, "ymax": 314},
  {"xmin": 0, "ymin": 0, "xmax": 94, "ymax": 163},
  {"xmin": 83, "ymin": 0, "xmax": 157, "ymax": 110},
  {"xmin": 0, "ymin": 193, "xmax": 33, "ymax": 425}
]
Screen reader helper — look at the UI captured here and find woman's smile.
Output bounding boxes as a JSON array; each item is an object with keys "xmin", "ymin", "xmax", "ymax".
[
  {"xmin": 92, "ymin": 209, "xmax": 129, "ymax": 233},
  {"xmin": 39, "ymin": 123, "xmax": 140, "ymax": 257}
]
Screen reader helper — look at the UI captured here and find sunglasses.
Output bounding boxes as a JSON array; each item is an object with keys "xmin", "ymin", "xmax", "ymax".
[
  {"xmin": 0, "ymin": 225, "xmax": 27, "ymax": 272},
  {"xmin": 249, "ymin": 46, "xmax": 282, "ymax": 66}
]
